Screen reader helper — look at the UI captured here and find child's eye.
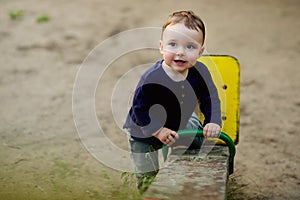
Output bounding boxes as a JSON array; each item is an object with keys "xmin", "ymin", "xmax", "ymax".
[
  {"xmin": 169, "ymin": 42, "xmax": 176, "ymax": 47},
  {"xmin": 187, "ymin": 44, "xmax": 195, "ymax": 49}
]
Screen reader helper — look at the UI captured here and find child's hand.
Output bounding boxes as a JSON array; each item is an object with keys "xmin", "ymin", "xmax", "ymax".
[
  {"xmin": 203, "ymin": 123, "xmax": 221, "ymax": 139},
  {"xmin": 152, "ymin": 127, "xmax": 179, "ymax": 147}
]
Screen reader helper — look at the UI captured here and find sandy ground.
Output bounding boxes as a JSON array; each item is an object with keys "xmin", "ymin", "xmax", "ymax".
[{"xmin": 1, "ymin": 0, "xmax": 300, "ymax": 199}]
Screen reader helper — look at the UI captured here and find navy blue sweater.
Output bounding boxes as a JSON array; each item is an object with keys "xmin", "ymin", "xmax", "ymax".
[{"xmin": 123, "ymin": 60, "xmax": 221, "ymax": 146}]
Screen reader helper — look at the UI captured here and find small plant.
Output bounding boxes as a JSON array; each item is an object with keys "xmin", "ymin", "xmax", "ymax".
[
  {"xmin": 138, "ymin": 174, "xmax": 155, "ymax": 193},
  {"xmin": 227, "ymin": 175, "xmax": 248, "ymax": 200},
  {"xmin": 119, "ymin": 172, "xmax": 142, "ymax": 199},
  {"xmin": 36, "ymin": 14, "xmax": 50, "ymax": 23},
  {"xmin": 101, "ymin": 168, "xmax": 110, "ymax": 180},
  {"xmin": 48, "ymin": 157, "xmax": 77, "ymax": 193},
  {"xmin": 53, "ymin": 157, "xmax": 76, "ymax": 178},
  {"xmin": 121, "ymin": 172, "xmax": 135, "ymax": 186},
  {"xmin": 9, "ymin": 10, "xmax": 24, "ymax": 20}
]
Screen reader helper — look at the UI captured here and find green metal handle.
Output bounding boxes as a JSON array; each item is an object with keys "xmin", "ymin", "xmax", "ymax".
[{"xmin": 162, "ymin": 129, "xmax": 236, "ymax": 174}]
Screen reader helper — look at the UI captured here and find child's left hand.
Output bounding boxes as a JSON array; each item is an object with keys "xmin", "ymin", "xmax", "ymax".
[{"xmin": 203, "ymin": 123, "xmax": 221, "ymax": 139}]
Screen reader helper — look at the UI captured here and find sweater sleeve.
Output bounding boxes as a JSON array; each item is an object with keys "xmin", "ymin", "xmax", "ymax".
[
  {"xmin": 130, "ymin": 79, "xmax": 165, "ymax": 137},
  {"xmin": 195, "ymin": 62, "xmax": 222, "ymax": 127}
]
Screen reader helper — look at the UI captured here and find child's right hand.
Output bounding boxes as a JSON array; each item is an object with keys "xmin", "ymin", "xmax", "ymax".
[{"xmin": 152, "ymin": 127, "xmax": 179, "ymax": 146}]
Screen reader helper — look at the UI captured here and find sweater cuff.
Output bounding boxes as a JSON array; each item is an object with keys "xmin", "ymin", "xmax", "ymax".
[{"xmin": 141, "ymin": 119, "xmax": 163, "ymax": 138}]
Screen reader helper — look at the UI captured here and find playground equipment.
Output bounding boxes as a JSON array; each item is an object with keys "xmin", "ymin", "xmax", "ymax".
[{"xmin": 144, "ymin": 55, "xmax": 240, "ymax": 200}]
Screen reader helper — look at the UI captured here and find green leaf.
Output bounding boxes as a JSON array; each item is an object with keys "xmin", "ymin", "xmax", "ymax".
[
  {"xmin": 9, "ymin": 10, "xmax": 24, "ymax": 20},
  {"xmin": 36, "ymin": 14, "xmax": 50, "ymax": 23}
]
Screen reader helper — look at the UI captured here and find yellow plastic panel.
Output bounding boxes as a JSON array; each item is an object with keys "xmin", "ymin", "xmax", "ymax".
[{"xmin": 198, "ymin": 55, "xmax": 240, "ymax": 144}]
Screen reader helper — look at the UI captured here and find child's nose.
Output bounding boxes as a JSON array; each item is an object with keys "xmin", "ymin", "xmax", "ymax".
[{"xmin": 176, "ymin": 46, "xmax": 185, "ymax": 56}]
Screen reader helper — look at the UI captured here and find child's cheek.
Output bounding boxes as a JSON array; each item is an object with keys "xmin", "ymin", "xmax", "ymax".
[
  {"xmin": 164, "ymin": 52, "xmax": 174, "ymax": 62},
  {"xmin": 189, "ymin": 54, "xmax": 200, "ymax": 65}
]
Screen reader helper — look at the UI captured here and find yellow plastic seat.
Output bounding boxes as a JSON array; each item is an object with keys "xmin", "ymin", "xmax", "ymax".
[{"xmin": 198, "ymin": 55, "xmax": 240, "ymax": 144}]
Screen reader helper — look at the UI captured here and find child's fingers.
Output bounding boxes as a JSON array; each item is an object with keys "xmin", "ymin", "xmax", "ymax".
[
  {"xmin": 203, "ymin": 124, "xmax": 209, "ymax": 138},
  {"xmin": 163, "ymin": 131, "xmax": 178, "ymax": 146},
  {"xmin": 210, "ymin": 126, "xmax": 220, "ymax": 138},
  {"xmin": 170, "ymin": 131, "xmax": 179, "ymax": 139},
  {"xmin": 203, "ymin": 123, "xmax": 220, "ymax": 138}
]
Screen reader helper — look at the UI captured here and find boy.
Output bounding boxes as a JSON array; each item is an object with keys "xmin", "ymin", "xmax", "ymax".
[{"xmin": 123, "ymin": 10, "xmax": 221, "ymax": 191}]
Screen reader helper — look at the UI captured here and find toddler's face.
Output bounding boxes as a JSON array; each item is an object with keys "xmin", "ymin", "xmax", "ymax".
[{"xmin": 160, "ymin": 23, "xmax": 204, "ymax": 74}]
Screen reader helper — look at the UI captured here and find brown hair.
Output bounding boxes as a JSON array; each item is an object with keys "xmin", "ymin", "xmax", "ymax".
[{"xmin": 162, "ymin": 10, "xmax": 206, "ymax": 45}]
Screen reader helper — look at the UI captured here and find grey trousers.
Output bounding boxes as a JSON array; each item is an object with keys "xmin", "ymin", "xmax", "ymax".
[{"xmin": 129, "ymin": 112, "xmax": 203, "ymax": 176}]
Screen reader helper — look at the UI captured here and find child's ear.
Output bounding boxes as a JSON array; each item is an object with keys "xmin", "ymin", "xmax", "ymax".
[
  {"xmin": 198, "ymin": 46, "xmax": 205, "ymax": 57},
  {"xmin": 159, "ymin": 40, "xmax": 164, "ymax": 54}
]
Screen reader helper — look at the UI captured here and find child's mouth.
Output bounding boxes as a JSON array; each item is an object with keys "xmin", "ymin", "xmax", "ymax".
[{"xmin": 174, "ymin": 60, "xmax": 186, "ymax": 65}]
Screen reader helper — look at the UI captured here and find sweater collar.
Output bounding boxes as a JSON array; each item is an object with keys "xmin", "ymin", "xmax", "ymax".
[{"xmin": 162, "ymin": 61, "xmax": 189, "ymax": 82}]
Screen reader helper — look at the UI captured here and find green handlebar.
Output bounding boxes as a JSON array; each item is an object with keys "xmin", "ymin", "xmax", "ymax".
[{"xmin": 162, "ymin": 129, "xmax": 236, "ymax": 174}]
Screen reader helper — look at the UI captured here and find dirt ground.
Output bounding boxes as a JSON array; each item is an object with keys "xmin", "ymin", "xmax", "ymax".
[{"xmin": 1, "ymin": 0, "xmax": 300, "ymax": 199}]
